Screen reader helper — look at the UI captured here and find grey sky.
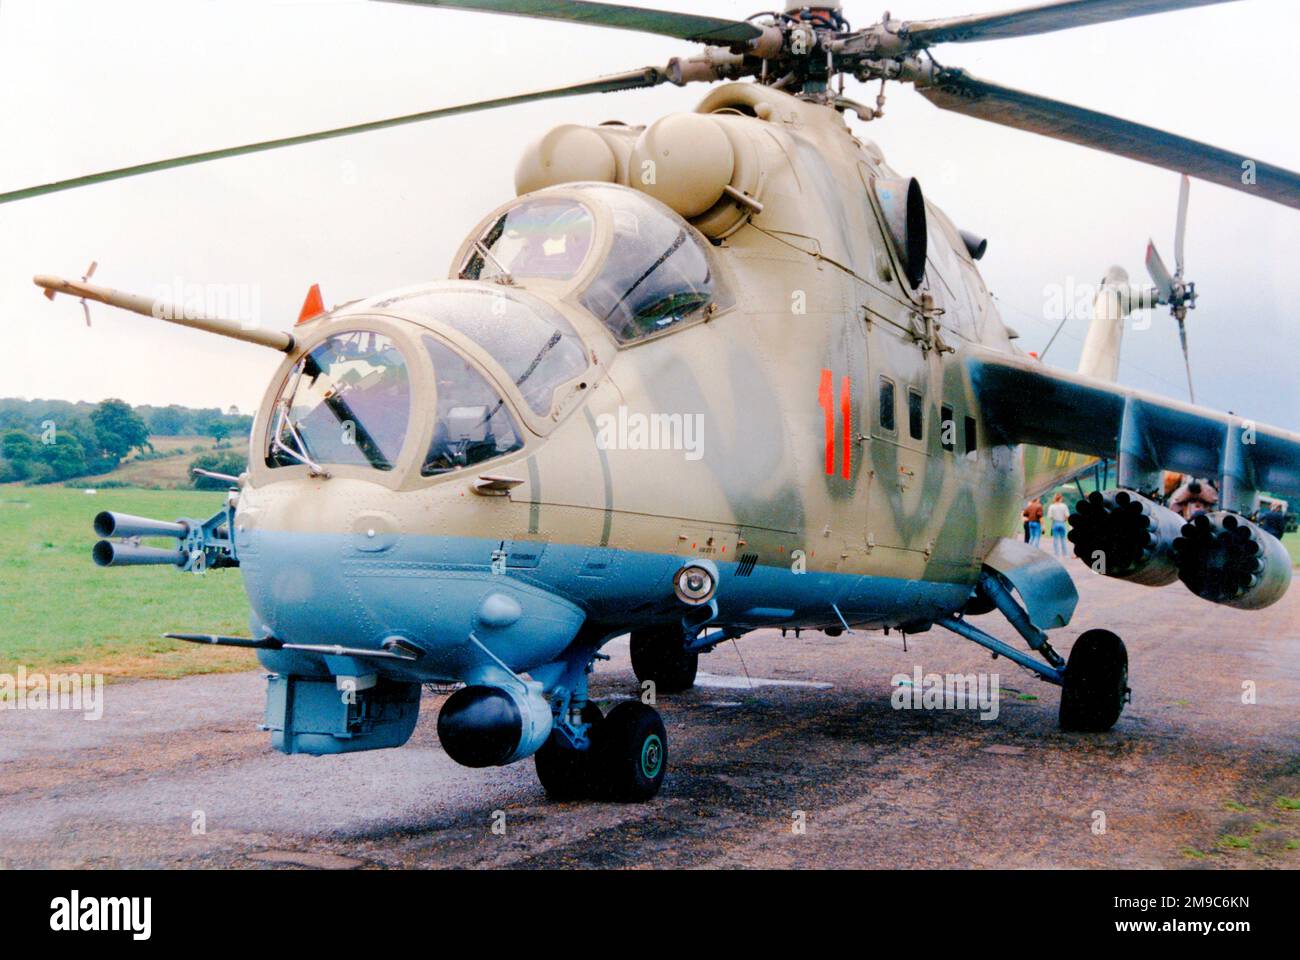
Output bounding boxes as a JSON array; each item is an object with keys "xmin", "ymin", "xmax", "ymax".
[{"xmin": 1, "ymin": 0, "xmax": 1297, "ymax": 428}]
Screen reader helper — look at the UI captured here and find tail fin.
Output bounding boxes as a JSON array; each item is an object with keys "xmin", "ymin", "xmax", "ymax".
[{"xmin": 1077, "ymin": 266, "xmax": 1130, "ymax": 382}]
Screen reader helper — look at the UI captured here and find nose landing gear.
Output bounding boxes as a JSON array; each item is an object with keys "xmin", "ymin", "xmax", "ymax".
[
  {"xmin": 534, "ymin": 700, "xmax": 668, "ymax": 803},
  {"xmin": 534, "ymin": 701, "xmax": 604, "ymax": 801},
  {"xmin": 594, "ymin": 701, "xmax": 668, "ymax": 802}
]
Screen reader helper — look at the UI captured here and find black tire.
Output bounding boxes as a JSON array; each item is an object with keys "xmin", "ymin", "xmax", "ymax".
[
  {"xmin": 534, "ymin": 702, "xmax": 603, "ymax": 802},
  {"xmin": 630, "ymin": 626, "xmax": 698, "ymax": 694},
  {"xmin": 1059, "ymin": 629, "xmax": 1129, "ymax": 732},
  {"xmin": 592, "ymin": 701, "xmax": 668, "ymax": 803}
]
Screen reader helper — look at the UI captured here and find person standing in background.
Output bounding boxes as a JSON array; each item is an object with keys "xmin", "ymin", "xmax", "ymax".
[
  {"xmin": 1024, "ymin": 497, "xmax": 1044, "ymax": 548},
  {"xmin": 1257, "ymin": 502, "xmax": 1287, "ymax": 540},
  {"xmin": 1169, "ymin": 479, "xmax": 1218, "ymax": 519},
  {"xmin": 1047, "ymin": 493, "xmax": 1071, "ymax": 557}
]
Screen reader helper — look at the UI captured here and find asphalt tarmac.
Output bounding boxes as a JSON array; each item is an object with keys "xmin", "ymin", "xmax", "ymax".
[{"xmin": 2, "ymin": 567, "xmax": 1297, "ymax": 869}]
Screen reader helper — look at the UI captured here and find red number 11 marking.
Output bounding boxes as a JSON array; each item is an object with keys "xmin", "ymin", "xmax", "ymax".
[{"xmin": 819, "ymin": 368, "xmax": 851, "ymax": 479}]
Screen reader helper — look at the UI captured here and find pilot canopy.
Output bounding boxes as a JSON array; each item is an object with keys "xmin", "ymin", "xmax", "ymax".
[
  {"xmin": 456, "ymin": 184, "xmax": 732, "ymax": 346},
  {"xmin": 264, "ymin": 288, "xmax": 588, "ymax": 481}
]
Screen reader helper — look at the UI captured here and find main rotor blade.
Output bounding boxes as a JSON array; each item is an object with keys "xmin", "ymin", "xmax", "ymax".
[
  {"xmin": 1174, "ymin": 173, "xmax": 1190, "ymax": 276},
  {"xmin": 1146, "ymin": 242, "xmax": 1175, "ymax": 301},
  {"xmin": 914, "ymin": 69, "xmax": 1300, "ymax": 211},
  {"xmin": 0, "ymin": 67, "xmax": 667, "ymax": 205},
  {"xmin": 376, "ymin": 0, "xmax": 762, "ymax": 45},
  {"xmin": 902, "ymin": 0, "xmax": 1243, "ymax": 47}
]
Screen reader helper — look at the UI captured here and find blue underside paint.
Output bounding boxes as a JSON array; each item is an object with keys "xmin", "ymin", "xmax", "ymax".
[{"xmin": 238, "ymin": 529, "xmax": 973, "ymax": 688}]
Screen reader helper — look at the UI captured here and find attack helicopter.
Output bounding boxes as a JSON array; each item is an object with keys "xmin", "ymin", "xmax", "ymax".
[{"xmin": 14, "ymin": 0, "xmax": 1300, "ymax": 803}]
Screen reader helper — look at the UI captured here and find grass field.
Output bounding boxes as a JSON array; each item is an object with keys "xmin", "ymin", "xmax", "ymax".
[
  {"xmin": 79, "ymin": 434, "xmax": 221, "ymax": 489},
  {"xmin": 1285, "ymin": 533, "xmax": 1300, "ymax": 567},
  {"xmin": 0, "ymin": 486, "xmax": 255, "ymax": 679}
]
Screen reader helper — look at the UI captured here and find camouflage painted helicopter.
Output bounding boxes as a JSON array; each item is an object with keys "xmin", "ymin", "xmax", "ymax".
[{"xmin": 14, "ymin": 0, "xmax": 1300, "ymax": 803}]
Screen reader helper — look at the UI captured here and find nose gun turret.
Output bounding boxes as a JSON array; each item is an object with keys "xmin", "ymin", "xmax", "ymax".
[{"xmin": 90, "ymin": 505, "xmax": 239, "ymax": 573}]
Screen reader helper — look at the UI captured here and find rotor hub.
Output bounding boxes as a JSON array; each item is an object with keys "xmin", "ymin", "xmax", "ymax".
[{"xmin": 783, "ymin": 1, "xmax": 843, "ymax": 13}]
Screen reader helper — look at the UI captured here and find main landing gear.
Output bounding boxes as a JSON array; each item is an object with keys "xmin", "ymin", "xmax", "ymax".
[
  {"xmin": 535, "ymin": 700, "xmax": 668, "ymax": 803},
  {"xmin": 629, "ymin": 624, "xmax": 698, "ymax": 694},
  {"xmin": 937, "ymin": 571, "xmax": 1131, "ymax": 732},
  {"xmin": 1058, "ymin": 629, "xmax": 1129, "ymax": 732}
]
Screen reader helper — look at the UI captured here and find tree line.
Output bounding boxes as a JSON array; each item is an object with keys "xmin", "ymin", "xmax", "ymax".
[{"xmin": 0, "ymin": 397, "xmax": 252, "ymax": 484}]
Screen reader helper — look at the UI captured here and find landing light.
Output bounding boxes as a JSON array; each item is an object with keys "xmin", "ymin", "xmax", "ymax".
[{"xmin": 674, "ymin": 561, "xmax": 717, "ymax": 606}]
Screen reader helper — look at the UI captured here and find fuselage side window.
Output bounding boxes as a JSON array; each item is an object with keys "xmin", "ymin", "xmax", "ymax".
[
  {"xmin": 908, "ymin": 388, "xmax": 924, "ymax": 441},
  {"xmin": 964, "ymin": 415, "xmax": 978, "ymax": 457},
  {"xmin": 878, "ymin": 377, "xmax": 897, "ymax": 433}
]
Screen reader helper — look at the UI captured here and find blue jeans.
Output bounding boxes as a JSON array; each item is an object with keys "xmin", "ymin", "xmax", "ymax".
[
  {"xmin": 1027, "ymin": 521, "xmax": 1042, "ymax": 546},
  {"xmin": 1052, "ymin": 522, "xmax": 1068, "ymax": 556}
]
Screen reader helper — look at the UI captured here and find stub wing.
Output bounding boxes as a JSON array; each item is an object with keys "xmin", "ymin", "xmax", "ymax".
[{"xmin": 968, "ymin": 348, "xmax": 1300, "ymax": 504}]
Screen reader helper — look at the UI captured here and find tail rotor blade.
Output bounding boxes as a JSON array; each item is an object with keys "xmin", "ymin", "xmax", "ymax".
[
  {"xmin": 1174, "ymin": 174, "xmax": 1190, "ymax": 277},
  {"xmin": 1146, "ymin": 241, "xmax": 1175, "ymax": 302},
  {"xmin": 1176, "ymin": 317, "xmax": 1195, "ymax": 403}
]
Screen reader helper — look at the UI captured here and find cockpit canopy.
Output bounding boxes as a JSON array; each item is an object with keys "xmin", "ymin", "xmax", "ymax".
[
  {"xmin": 263, "ymin": 187, "xmax": 731, "ymax": 484},
  {"xmin": 404, "ymin": 287, "xmax": 588, "ymax": 416},
  {"xmin": 267, "ymin": 330, "xmax": 412, "ymax": 473},
  {"xmin": 266, "ymin": 324, "xmax": 536, "ymax": 480},
  {"xmin": 461, "ymin": 197, "xmax": 594, "ymax": 283},
  {"xmin": 458, "ymin": 184, "xmax": 731, "ymax": 345},
  {"xmin": 265, "ymin": 285, "xmax": 590, "ymax": 479}
]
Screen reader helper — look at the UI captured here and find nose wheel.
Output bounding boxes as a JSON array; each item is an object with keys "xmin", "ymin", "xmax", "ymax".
[
  {"xmin": 594, "ymin": 701, "xmax": 668, "ymax": 802},
  {"xmin": 534, "ymin": 701, "xmax": 604, "ymax": 801},
  {"xmin": 534, "ymin": 700, "xmax": 667, "ymax": 803}
]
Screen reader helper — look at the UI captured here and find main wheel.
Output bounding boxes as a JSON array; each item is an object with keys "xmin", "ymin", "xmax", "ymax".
[
  {"xmin": 1059, "ymin": 629, "xmax": 1129, "ymax": 732},
  {"xmin": 630, "ymin": 626, "xmax": 698, "ymax": 694},
  {"xmin": 592, "ymin": 701, "xmax": 668, "ymax": 803},
  {"xmin": 534, "ymin": 702, "xmax": 603, "ymax": 801}
]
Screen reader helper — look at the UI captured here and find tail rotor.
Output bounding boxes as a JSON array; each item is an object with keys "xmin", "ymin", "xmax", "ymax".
[{"xmin": 1145, "ymin": 175, "xmax": 1198, "ymax": 402}]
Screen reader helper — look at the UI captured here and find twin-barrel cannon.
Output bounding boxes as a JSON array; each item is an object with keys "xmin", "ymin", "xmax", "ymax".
[{"xmin": 91, "ymin": 508, "xmax": 238, "ymax": 573}]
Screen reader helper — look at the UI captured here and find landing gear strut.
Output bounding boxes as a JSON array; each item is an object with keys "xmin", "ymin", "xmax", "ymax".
[
  {"xmin": 630, "ymin": 625, "xmax": 698, "ymax": 694},
  {"xmin": 535, "ymin": 699, "xmax": 668, "ymax": 803},
  {"xmin": 937, "ymin": 570, "xmax": 1130, "ymax": 732}
]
